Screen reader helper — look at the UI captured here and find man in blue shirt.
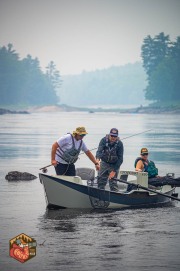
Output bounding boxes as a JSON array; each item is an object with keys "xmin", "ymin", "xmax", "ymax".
[{"xmin": 96, "ymin": 128, "xmax": 124, "ymax": 191}]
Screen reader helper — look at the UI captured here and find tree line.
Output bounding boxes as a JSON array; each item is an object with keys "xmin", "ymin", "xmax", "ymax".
[
  {"xmin": 59, "ymin": 63, "xmax": 147, "ymax": 106},
  {"xmin": 0, "ymin": 44, "xmax": 60, "ymax": 106},
  {"xmin": 1, "ymin": 33, "xmax": 179, "ymax": 107},
  {"xmin": 141, "ymin": 32, "xmax": 180, "ymax": 104}
]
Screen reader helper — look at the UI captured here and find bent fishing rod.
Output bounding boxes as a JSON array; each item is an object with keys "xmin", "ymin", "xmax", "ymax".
[{"xmin": 39, "ymin": 129, "xmax": 152, "ymax": 172}]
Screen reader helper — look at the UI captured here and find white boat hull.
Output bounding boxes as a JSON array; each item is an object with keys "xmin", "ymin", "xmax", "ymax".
[{"xmin": 39, "ymin": 171, "xmax": 176, "ymax": 209}]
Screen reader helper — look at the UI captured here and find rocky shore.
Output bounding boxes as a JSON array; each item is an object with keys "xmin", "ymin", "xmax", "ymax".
[{"xmin": 0, "ymin": 108, "xmax": 29, "ymax": 115}]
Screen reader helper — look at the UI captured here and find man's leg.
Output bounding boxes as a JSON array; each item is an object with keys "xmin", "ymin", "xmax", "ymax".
[
  {"xmin": 97, "ymin": 162, "xmax": 109, "ymax": 189},
  {"xmin": 66, "ymin": 164, "xmax": 76, "ymax": 176},
  {"xmin": 109, "ymin": 171, "xmax": 119, "ymax": 191}
]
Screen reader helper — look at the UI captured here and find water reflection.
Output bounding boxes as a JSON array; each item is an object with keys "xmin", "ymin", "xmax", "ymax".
[
  {"xmin": 44, "ymin": 208, "xmax": 91, "ymax": 220},
  {"xmin": 42, "ymin": 209, "xmax": 89, "ymax": 233}
]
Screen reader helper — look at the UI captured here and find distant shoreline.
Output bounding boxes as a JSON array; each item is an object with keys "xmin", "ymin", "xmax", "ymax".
[
  {"xmin": 0, "ymin": 104, "xmax": 180, "ymax": 114},
  {"xmin": 0, "ymin": 108, "xmax": 29, "ymax": 115}
]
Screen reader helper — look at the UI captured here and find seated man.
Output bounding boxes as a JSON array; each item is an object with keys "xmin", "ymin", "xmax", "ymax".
[
  {"xmin": 135, "ymin": 147, "xmax": 180, "ymax": 187},
  {"xmin": 135, "ymin": 148, "xmax": 158, "ymax": 178}
]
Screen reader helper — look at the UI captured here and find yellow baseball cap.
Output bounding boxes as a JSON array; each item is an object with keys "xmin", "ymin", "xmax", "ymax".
[{"xmin": 141, "ymin": 147, "xmax": 148, "ymax": 154}]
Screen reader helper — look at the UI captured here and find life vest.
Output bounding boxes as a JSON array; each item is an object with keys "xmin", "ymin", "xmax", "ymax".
[
  {"xmin": 101, "ymin": 135, "xmax": 119, "ymax": 164},
  {"xmin": 134, "ymin": 157, "xmax": 158, "ymax": 178},
  {"xmin": 57, "ymin": 134, "xmax": 82, "ymax": 164}
]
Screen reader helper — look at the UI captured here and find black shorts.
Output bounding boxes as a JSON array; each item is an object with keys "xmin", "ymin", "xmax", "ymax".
[{"xmin": 54, "ymin": 163, "xmax": 75, "ymax": 176}]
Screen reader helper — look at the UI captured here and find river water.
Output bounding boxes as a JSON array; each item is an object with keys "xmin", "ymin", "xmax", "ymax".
[{"xmin": 0, "ymin": 112, "xmax": 180, "ymax": 271}]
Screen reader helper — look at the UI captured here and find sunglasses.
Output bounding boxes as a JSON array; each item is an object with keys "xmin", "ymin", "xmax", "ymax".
[
  {"xmin": 141, "ymin": 153, "xmax": 148, "ymax": 156},
  {"xmin": 79, "ymin": 134, "xmax": 86, "ymax": 137},
  {"xmin": 110, "ymin": 135, "xmax": 117, "ymax": 138}
]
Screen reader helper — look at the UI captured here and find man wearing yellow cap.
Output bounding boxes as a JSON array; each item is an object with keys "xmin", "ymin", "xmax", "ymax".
[
  {"xmin": 134, "ymin": 147, "xmax": 180, "ymax": 187},
  {"xmin": 51, "ymin": 127, "xmax": 100, "ymax": 176},
  {"xmin": 135, "ymin": 148, "xmax": 159, "ymax": 177}
]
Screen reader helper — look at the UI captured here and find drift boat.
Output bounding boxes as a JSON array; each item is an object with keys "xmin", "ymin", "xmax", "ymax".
[{"xmin": 39, "ymin": 168, "xmax": 179, "ymax": 209}]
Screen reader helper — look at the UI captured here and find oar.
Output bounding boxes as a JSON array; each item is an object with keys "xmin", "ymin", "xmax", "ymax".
[{"xmin": 112, "ymin": 177, "xmax": 180, "ymax": 202}]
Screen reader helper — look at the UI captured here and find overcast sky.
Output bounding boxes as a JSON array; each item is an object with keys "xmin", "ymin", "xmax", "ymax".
[{"xmin": 0, "ymin": 0, "xmax": 180, "ymax": 75}]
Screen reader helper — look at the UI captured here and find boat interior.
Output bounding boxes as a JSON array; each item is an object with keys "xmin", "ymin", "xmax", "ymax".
[{"xmin": 52, "ymin": 167, "xmax": 169, "ymax": 194}]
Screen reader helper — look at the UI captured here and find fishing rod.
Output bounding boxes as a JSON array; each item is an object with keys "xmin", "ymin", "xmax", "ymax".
[
  {"xmin": 39, "ymin": 129, "xmax": 152, "ymax": 172},
  {"xmin": 83, "ymin": 129, "xmax": 153, "ymax": 153}
]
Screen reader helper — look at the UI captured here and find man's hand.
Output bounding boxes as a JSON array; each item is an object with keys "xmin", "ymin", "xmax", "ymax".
[
  {"xmin": 136, "ymin": 168, "xmax": 142, "ymax": 172},
  {"xmin": 108, "ymin": 171, "xmax": 116, "ymax": 179},
  {"xmin": 95, "ymin": 164, "xmax": 100, "ymax": 171},
  {"xmin": 51, "ymin": 159, "xmax": 58, "ymax": 166},
  {"xmin": 95, "ymin": 161, "xmax": 100, "ymax": 171}
]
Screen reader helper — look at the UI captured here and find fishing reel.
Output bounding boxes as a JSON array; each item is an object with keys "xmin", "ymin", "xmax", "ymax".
[
  {"xmin": 42, "ymin": 168, "xmax": 48, "ymax": 173},
  {"xmin": 39, "ymin": 164, "xmax": 52, "ymax": 173}
]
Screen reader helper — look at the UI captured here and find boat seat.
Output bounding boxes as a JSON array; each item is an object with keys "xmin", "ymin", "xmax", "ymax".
[{"xmin": 76, "ymin": 167, "xmax": 95, "ymax": 181}]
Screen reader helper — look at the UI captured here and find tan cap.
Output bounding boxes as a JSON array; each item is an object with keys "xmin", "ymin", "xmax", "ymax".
[{"xmin": 73, "ymin": 126, "xmax": 88, "ymax": 135}]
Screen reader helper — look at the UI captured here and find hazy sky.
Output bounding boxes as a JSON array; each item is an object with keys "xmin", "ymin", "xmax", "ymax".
[{"xmin": 0, "ymin": 0, "xmax": 180, "ymax": 75}]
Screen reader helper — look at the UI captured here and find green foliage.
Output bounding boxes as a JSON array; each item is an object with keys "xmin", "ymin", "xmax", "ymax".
[
  {"xmin": 0, "ymin": 44, "xmax": 60, "ymax": 106},
  {"xmin": 46, "ymin": 61, "xmax": 62, "ymax": 92},
  {"xmin": 141, "ymin": 33, "xmax": 180, "ymax": 103}
]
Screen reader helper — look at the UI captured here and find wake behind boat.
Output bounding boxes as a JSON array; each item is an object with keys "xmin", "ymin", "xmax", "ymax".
[{"xmin": 39, "ymin": 169, "xmax": 179, "ymax": 209}]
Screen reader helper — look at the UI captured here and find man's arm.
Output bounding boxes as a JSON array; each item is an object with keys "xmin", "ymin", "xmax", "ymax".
[
  {"xmin": 51, "ymin": 142, "xmax": 59, "ymax": 166},
  {"xmin": 96, "ymin": 137, "xmax": 105, "ymax": 160},
  {"xmin": 135, "ymin": 160, "xmax": 144, "ymax": 171},
  {"xmin": 113, "ymin": 141, "xmax": 124, "ymax": 171}
]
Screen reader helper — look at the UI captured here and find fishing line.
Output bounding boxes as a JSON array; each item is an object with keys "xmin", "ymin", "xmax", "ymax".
[
  {"xmin": 79, "ymin": 129, "xmax": 153, "ymax": 154},
  {"xmin": 39, "ymin": 129, "xmax": 153, "ymax": 171}
]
